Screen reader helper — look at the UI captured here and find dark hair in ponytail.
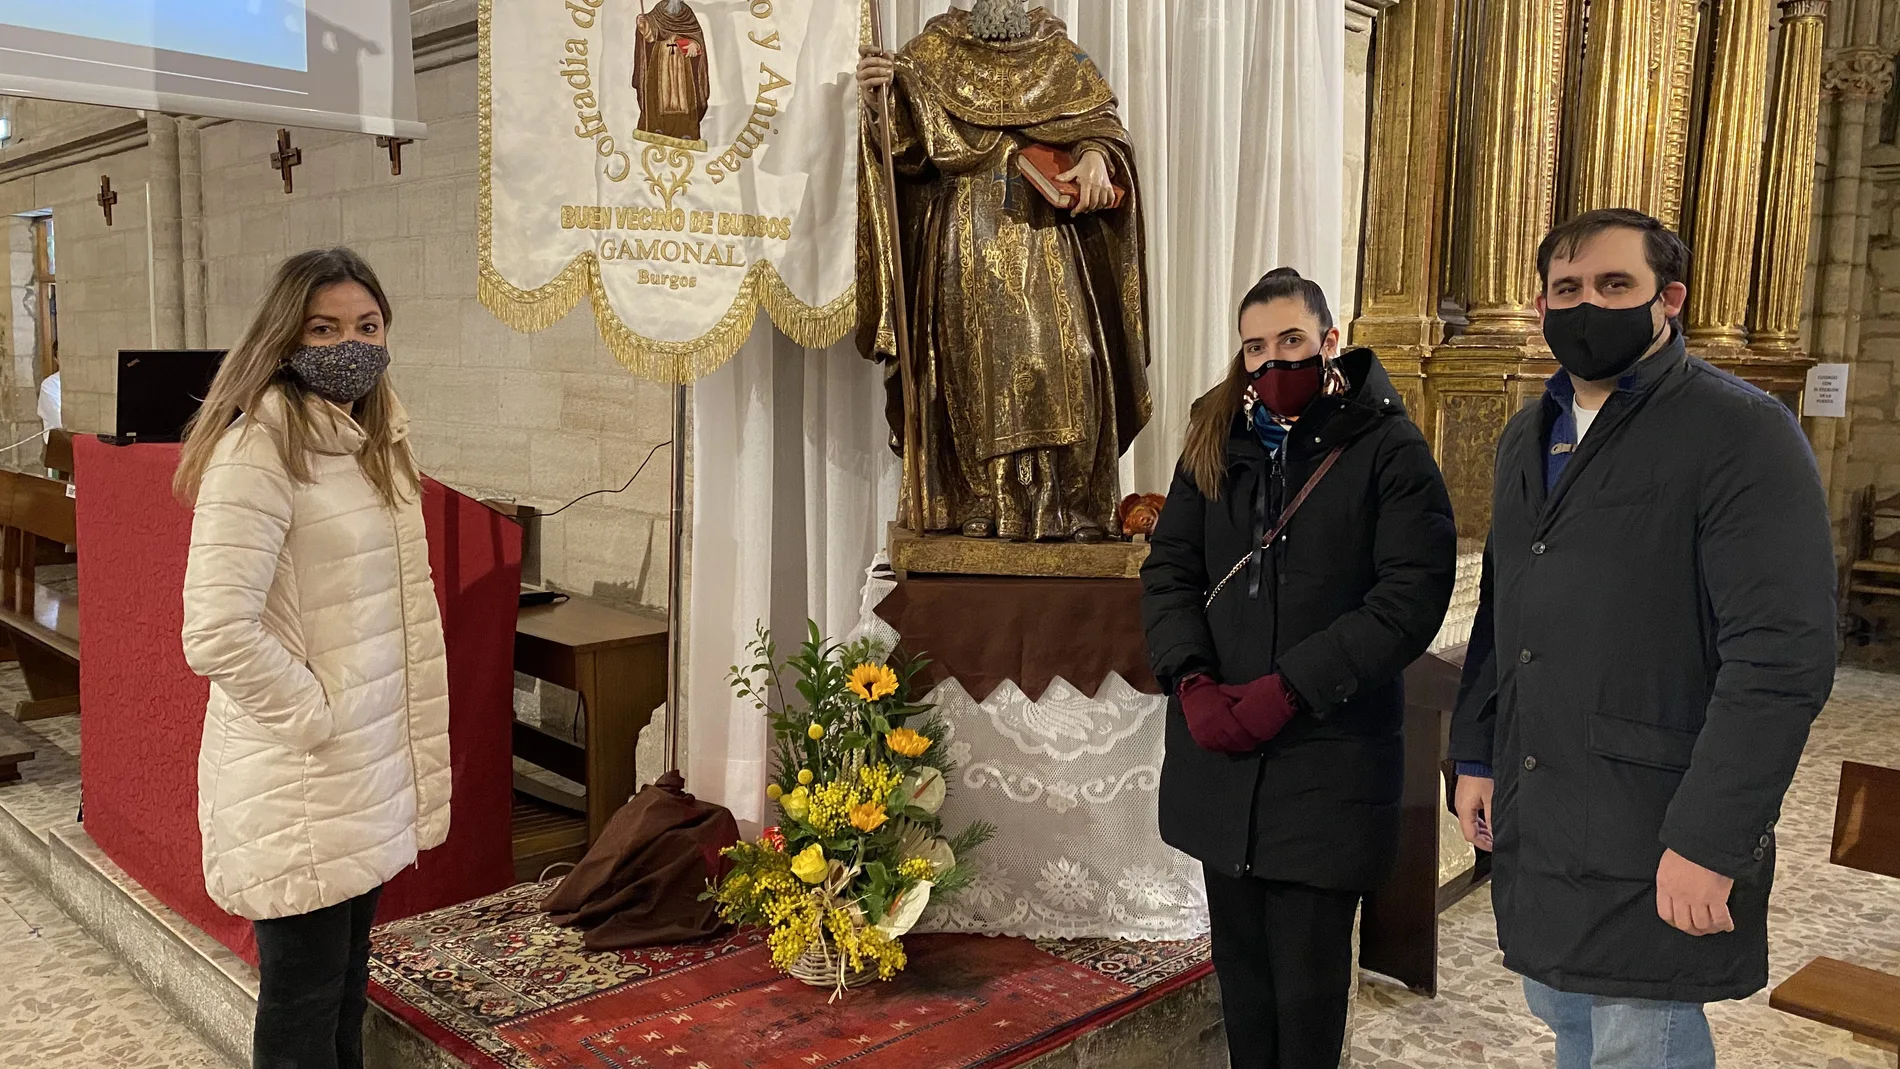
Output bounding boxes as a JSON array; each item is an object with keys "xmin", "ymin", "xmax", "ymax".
[
  {"xmin": 1179, "ymin": 268, "xmax": 1334, "ymax": 500},
  {"xmin": 1241, "ymin": 266, "xmax": 1333, "ymax": 332}
]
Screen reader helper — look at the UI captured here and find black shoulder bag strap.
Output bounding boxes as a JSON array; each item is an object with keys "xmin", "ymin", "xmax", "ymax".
[{"xmin": 1204, "ymin": 445, "xmax": 1346, "ymax": 610}]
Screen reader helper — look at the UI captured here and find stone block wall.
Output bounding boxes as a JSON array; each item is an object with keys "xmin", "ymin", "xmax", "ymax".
[
  {"xmin": 0, "ymin": 53, "xmax": 676, "ymax": 610},
  {"xmin": 190, "ymin": 60, "xmax": 675, "ymax": 607},
  {"xmin": 1844, "ymin": 176, "xmax": 1900, "ymax": 518},
  {"xmin": 0, "ymin": 148, "xmax": 156, "ymax": 444}
]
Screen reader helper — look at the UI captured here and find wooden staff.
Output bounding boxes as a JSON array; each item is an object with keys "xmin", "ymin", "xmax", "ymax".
[{"xmin": 867, "ymin": 3, "xmax": 925, "ymax": 534}]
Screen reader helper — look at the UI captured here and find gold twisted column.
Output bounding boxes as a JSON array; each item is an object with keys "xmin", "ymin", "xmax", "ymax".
[
  {"xmin": 1749, "ymin": 0, "xmax": 1832, "ymax": 359},
  {"xmin": 1685, "ymin": 0, "xmax": 1778, "ymax": 356},
  {"xmin": 1565, "ymin": 0, "xmax": 1701, "ymax": 224},
  {"xmin": 1654, "ymin": 0, "xmax": 1702, "ymax": 228},
  {"xmin": 1457, "ymin": 0, "xmax": 1566, "ymax": 345},
  {"xmin": 1349, "ymin": 0, "xmax": 1457, "ymax": 433},
  {"xmin": 1434, "ymin": 0, "xmax": 1566, "ymax": 538}
]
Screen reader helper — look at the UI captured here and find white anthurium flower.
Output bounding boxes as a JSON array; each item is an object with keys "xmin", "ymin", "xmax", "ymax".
[
  {"xmin": 920, "ymin": 838, "xmax": 957, "ymax": 877},
  {"xmin": 900, "ymin": 766, "xmax": 946, "ymax": 815},
  {"xmin": 877, "ymin": 881, "xmax": 933, "ymax": 938}
]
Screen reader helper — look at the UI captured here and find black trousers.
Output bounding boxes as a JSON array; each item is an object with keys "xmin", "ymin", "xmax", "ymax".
[
  {"xmin": 252, "ymin": 885, "xmax": 383, "ymax": 1069},
  {"xmin": 1204, "ymin": 869, "xmax": 1360, "ymax": 1069}
]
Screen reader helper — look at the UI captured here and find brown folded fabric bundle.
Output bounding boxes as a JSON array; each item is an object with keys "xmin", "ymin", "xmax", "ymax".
[{"xmin": 542, "ymin": 772, "xmax": 740, "ymax": 950}]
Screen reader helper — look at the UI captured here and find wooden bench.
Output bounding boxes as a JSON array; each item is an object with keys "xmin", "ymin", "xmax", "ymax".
[
  {"xmin": 0, "ymin": 469, "xmax": 79, "ymax": 722},
  {"xmin": 1770, "ymin": 761, "xmax": 1900, "ymax": 1061}
]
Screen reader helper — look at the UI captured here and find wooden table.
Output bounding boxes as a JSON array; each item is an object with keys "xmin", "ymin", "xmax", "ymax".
[{"xmin": 513, "ymin": 595, "xmax": 667, "ymax": 844}]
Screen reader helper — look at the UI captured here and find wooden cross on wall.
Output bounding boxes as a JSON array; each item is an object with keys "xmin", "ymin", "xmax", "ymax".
[
  {"xmin": 270, "ymin": 129, "xmax": 302, "ymax": 194},
  {"xmin": 96, "ymin": 176, "xmax": 118, "ymax": 226},
  {"xmin": 375, "ymin": 135, "xmax": 414, "ymax": 177}
]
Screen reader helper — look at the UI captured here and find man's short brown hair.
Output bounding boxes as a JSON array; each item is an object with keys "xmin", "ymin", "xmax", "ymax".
[{"xmin": 1536, "ymin": 208, "xmax": 1691, "ymax": 294}]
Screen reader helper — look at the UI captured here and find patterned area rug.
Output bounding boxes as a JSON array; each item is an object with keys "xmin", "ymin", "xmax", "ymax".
[{"xmin": 369, "ymin": 882, "xmax": 1211, "ymax": 1069}]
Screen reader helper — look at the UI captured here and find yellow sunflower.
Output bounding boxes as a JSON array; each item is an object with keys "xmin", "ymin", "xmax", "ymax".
[
  {"xmin": 848, "ymin": 663, "xmax": 900, "ymax": 702},
  {"xmin": 849, "ymin": 801, "xmax": 889, "ymax": 833},
  {"xmin": 886, "ymin": 727, "xmax": 933, "ymax": 758}
]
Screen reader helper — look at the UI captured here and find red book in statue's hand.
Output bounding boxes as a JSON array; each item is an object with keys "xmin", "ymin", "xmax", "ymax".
[{"xmin": 1016, "ymin": 144, "xmax": 1127, "ymax": 212}]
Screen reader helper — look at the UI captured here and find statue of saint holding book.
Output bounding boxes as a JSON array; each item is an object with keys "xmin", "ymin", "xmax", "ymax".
[{"xmin": 857, "ymin": 0, "xmax": 1151, "ymax": 545}]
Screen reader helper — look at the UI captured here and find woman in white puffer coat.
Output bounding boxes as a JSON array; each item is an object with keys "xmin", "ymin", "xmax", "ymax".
[{"xmin": 175, "ymin": 248, "xmax": 450, "ymax": 1069}]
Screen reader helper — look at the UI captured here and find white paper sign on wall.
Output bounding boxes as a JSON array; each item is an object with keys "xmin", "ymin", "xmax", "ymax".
[{"xmin": 1804, "ymin": 363, "xmax": 1850, "ymax": 418}]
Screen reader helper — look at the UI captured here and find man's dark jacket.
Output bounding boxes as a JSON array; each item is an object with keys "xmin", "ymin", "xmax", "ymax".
[
  {"xmin": 1142, "ymin": 348, "xmax": 1457, "ymax": 892},
  {"xmin": 1451, "ymin": 336, "xmax": 1837, "ymax": 1003}
]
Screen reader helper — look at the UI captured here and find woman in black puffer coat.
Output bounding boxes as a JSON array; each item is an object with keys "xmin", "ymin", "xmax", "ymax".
[{"xmin": 1140, "ymin": 268, "xmax": 1457, "ymax": 1069}]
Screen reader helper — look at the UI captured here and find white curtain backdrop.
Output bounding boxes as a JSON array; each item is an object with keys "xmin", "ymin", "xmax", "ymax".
[{"xmin": 687, "ymin": 0, "xmax": 1347, "ymax": 832}]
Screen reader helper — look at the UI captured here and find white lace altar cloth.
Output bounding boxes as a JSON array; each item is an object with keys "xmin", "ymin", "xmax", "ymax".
[{"xmin": 845, "ymin": 558, "xmax": 1209, "ymax": 942}]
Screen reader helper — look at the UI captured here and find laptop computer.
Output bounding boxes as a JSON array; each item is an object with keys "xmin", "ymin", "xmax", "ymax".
[{"xmin": 111, "ymin": 349, "xmax": 225, "ymax": 444}]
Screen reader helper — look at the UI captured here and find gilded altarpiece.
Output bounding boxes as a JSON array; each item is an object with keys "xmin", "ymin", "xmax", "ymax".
[{"xmin": 1353, "ymin": 0, "xmax": 1832, "ymax": 536}]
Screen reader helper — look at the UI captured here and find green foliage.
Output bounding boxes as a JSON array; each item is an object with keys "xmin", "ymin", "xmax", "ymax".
[{"xmin": 716, "ymin": 620, "xmax": 992, "ymax": 955}]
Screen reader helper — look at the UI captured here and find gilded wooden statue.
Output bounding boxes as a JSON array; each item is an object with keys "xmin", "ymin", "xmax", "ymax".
[
  {"xmin": 632, "ymin": 0, "xmax": 711, "ymax": 149},
  {"xmin": 857, "ymin": 0, "xmax": 1152, "ymax": 544}
]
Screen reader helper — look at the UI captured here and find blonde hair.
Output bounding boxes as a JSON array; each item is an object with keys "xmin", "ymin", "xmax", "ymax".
[{"xmin": 173, "ymin": 248, "xmax": 419, "ymax": 509}]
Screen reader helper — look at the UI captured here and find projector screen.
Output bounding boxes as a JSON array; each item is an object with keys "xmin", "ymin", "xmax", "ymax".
[{"xmin": 0, "ymin": 0, "xmax": 424, "ymax": 138}]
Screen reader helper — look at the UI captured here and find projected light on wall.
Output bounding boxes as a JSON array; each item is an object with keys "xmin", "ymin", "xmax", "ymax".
[
  {"xmin": 0, "ymin": 0, "xmax": 422, "ymax": 138},
  {"xmin": 2, "ymin": 0, "xmax": 312, "ymax": 71}
]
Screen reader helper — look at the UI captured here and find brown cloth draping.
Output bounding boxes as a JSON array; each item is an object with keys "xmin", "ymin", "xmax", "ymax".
[
  {"xmin": 875, "ymin": 575, "xmax": 1159, "ymax": 700},
  {"xmin": 542, "ymin": 773, "xmax": 739, "ymax": 950}
]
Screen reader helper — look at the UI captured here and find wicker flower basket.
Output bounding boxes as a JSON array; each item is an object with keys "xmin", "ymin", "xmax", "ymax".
[{"xmin": 790, "ymin": 931, "xmax": 876, "ymax": 994}]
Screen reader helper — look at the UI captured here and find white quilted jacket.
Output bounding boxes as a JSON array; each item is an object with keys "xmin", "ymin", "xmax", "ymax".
[{"xmin": 182, "ymin": 389, "xmax": 450, "ymax": 921}]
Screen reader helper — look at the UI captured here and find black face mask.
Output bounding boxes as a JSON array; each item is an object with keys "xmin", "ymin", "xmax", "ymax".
[{"xmin": 1541, "ymin": 293, "xmax": 1665, "ymax": 382}]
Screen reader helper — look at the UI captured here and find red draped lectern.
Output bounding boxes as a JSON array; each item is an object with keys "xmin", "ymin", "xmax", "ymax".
[{"xmin": 73, "ymin": 437, "xmax": 521, "ymax": 964}]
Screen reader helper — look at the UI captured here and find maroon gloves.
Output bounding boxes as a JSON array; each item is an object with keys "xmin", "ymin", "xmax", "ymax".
[
  {"xmin": 1179, "ymin": 675, "xmax": 1255, "ymax": 754},
  {"xmin": 1223, "ymin": 674, "xmax": 1301, "ymax": 749},
  {"xmin": 1178, "ymin": 673, "xmax": 1303, "ymax": 755}
]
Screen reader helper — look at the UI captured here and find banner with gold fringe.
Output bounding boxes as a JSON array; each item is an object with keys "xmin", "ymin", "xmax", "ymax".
[{"xmin": 478, "ymin": 0, "xmax": 859, "ymax": 383}]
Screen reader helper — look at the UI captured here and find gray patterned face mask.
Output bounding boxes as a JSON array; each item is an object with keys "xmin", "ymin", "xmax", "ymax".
[{"xmin": 286, "ymin": 339, "xmax": 390, "ymax": 405}]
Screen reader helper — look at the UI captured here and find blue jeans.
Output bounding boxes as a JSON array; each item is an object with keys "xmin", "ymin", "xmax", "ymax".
[{"xmin": 1523, "ymin": 978, "xmax": 1715, "ymax": 1069}]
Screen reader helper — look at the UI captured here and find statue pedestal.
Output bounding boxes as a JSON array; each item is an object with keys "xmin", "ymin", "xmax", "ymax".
[{"xmin": 888, "ymin": 525, "xmax": 1150, "ymax": 579}]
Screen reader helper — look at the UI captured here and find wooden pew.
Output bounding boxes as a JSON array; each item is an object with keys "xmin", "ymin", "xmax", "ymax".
[
  {"xmin": 42, "ymin": 429, "xmax": 74, "ymax": 480},
  {"xmin": 0, "ymin": 469, "xmax": 80, "ymax": 721},
  {"xmin": 1358, "ymin": 646, "xmax": 1482, "ymax": 997},
  {"xmin": 1770, "ymin": 762, "xmax": 1900, "ymax": 1061}
]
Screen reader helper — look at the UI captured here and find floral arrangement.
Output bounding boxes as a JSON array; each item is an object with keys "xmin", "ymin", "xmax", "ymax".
[{"xmin": 706, "ymin": 623, "xmax": 993, "ymax": 996}]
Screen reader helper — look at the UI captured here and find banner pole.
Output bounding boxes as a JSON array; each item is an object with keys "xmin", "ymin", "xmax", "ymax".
[
  {"xmin": 664, "ymin": 380, "xmax": 687, "ymax": 777},
  {"xmin": 868, "ymin": 3, "xmax": 924, "ymax": 535}
]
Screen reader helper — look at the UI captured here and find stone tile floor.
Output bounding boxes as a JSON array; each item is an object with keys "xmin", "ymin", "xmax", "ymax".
[
  {"xmin": 2, "ymin": 666, "xmax": 1897, "ymax": 1068},
  {"xmin": 0, "ymin": 675, "xmax": 226, "ymax": 1069}
]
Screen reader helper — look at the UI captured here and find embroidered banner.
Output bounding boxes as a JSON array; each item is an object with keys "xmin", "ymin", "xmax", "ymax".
[{"xmin": 479, "ymin": 0, "xmax": 859, "ymax": 381}]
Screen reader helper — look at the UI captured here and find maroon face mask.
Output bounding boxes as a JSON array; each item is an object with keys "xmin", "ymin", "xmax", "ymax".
[{"xmin": 1248, "ymin": 355, "xmax": 1324, "ymax": 418}]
